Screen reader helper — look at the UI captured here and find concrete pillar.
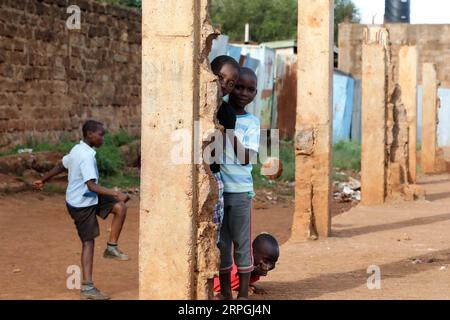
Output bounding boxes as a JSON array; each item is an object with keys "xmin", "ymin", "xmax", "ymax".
[
  {"xmin": 291, "ymin": 0, "xmax": 333, "ymax": 241},
  {"xmin": 399, "ymin": 46, "xmax": 419, "ymax": 182},
  {"xmin": 422, "ymin": 63, "xmax": 438, "ymax": 174},
  {"xmin": 361, "ymin": 28, "xmax": 388, "ymax": 205},
  {"xmin": 140, "ymin": 0, "xmax": 219, "ymax": 300}
]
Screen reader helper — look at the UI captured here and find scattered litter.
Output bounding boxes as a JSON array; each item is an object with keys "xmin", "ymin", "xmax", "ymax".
[
  {"xmin": 347, "ymin": 177, "xmax": 361, "ymax": 191},
  {"xmin": 403, "ymin": 234, "xmax": 411, "ymax": 241},
  {"xmin": 440, "ymin": 266, "xmax": 447, "ymax": 271},
  {"xmin": 343, "ymin": 186, "xmax": 353, "ymax": 195},
  {"xmin": 17, "ymin": 148, "xmax": 33, "ymax": 154},
  {"xmin": 412, "ymin": 259, "xmax": 422, "ymax": 264},
  {"xmin": 13, "ymin": 268, "xmax": 21, "ymax": 273},
  {"xmin": 334, "ymin": 187, "xmax": 361, "ymax": 202},
  {"xmin": 334, "ymin": 177, "xmax": 362, "ymax": 203}
]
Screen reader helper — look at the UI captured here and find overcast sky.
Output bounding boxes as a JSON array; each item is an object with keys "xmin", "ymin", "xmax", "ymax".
[{"xmin": 352, "ymin": 0, "xmax": 450, "ymax": 24}]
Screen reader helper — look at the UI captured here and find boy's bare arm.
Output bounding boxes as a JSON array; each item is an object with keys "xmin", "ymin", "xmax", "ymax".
[
  {"xmin": 86, "ymin": 180, "xmax": 130, "ymax": 203},
  {"xmin": 33, "ymin": 161, "xmax": 66, "ymax": 189}
]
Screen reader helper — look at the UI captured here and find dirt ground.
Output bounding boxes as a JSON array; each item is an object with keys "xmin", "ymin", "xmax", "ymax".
[
  {"xmin": 2, "ymin": 174, "xmax": 450, "ymax": 299},
  {"xmin": 258, "ymin": 173, "xmax": 450, "ymax": 300},
  {"xmin": 0, "ymin": 185, "xmax": 298, "ymax": 300}
]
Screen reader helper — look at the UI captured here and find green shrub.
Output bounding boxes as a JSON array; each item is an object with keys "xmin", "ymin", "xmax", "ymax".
[
  {"xmin": 95, "ymin": 134, "xmax": 124, "ymax": 177},
  {"xmin": 332, "ymin": 140, "xmax": 361, "ymax": 171},
  {"xmin": 111, "ymin": 130, "xmax": 137, "ymax": 147}
]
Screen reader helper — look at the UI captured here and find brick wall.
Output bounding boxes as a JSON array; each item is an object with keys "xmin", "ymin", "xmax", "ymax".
[
  {"xmin": 0, "ymin": 0, "xmax": 141, "ymax": 150},
  {"xmin": 339, "ymin": 23, "xmax": 450, "ymax": 87}
]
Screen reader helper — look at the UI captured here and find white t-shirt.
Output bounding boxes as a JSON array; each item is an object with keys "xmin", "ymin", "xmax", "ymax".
[{"xmin": 62, "ymin": 141, "xmax": 99, "ymax": 208}]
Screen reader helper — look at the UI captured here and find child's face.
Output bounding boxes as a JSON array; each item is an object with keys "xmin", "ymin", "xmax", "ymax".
[
  {"xmin": 218, "ymin": 64, "xmax": 239, "ymax": 97},
  {"xmin": 253, "ymin": 244, "xmax": 279, "ymax": 277},
  {"xmin": 86, "ymin": 128, "xmax": 105, "ymax": 148},
  {"xmin": 230, "ymin": 73, "xmax": 257, "ymax": 108}
]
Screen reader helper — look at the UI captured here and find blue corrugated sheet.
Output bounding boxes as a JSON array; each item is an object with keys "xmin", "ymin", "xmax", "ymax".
[
  {"xmin": 333, "ymin": 71, "xmax": 355, "ymax": 142},
  {"xmin": 418, "ymin": 86, "xmax": 450, "ymax": 147}
]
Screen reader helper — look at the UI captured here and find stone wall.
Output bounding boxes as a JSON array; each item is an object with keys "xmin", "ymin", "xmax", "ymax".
[
  {"xmin": 339, "ymin": 23, "xmax": 450, "ymax": 87},
  {"xmin": 0, "ymin": 0, "xmax": 141, "ymax": 150}
]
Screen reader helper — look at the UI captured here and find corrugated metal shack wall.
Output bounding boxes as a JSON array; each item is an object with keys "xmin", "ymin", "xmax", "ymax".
[
  {"xmin": 209, "ymin": 36, "xmax": 358, "ymax": 143},
  {"xmin": 274, "ymin": 59, "xmax": 357, "ymax": 142},
  {"xmin": 274, "ymin": 54, "xmax": 297, "ymax": 140},
  {"xmin": 333, "ymin": 71, "xmax": 355, "ymax": 142},
  {"xmin": 237, "ymin": 45, "xmax": 276, "ymax": 129}
]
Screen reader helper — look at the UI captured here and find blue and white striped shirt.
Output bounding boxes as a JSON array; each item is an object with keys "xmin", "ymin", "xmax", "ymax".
[{"xmin": 221, "ymin": 112, "xmax": 260, "ymax": 193}]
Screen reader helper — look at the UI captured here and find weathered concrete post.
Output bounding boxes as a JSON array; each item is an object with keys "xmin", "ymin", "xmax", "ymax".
[
  {"xmin": 422, "ymin": 63, "xmax": 439, "ymax": 174},
  {"xmin": 361, "ymin": 28, "xmax": 388, "ymax": 205},
  {"xmin": 399, "ymin": 46, "xmax": 419, "ymax": 182},
  {"xmin": 140, "ymin": 0, "xmax": 219, "ymax": 300},
  {"xmin": 291, "ymin": 0, "xmax": 334, "ymax": 241}
]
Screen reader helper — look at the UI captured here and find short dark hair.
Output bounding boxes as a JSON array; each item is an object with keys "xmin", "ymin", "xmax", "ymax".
[
  {"xmin": 240, "ymin": 67, "xmax": 257, "ymax": 82},
  {"xmin": 82, "ymin": 120, "xmax": 104, "ymax": 138},
  {"xmin": 253, "ymin": 233, "xmax": 279, "ymax": 250},
  {"xmin": 211, "ymin": 55, "xmax": 240, "ymax": 75}
]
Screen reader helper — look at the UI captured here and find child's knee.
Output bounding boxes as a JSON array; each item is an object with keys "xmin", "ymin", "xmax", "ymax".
[
  {"xmin": 113, "ymin": 202, "xmax": 127, "ymax": 215},
  {"xmin": 82, "ymin": 239, "xmax": 94, "ymax": 247}
]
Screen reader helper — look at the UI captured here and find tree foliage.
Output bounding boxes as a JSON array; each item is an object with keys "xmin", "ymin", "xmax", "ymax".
[
  {"xmin": 96, "ymin": 0, "xmax": 360, "ymax": 45},
  {"xmin": 334, "ymin": 0, "xmax": 360, "ymax": 43},
  {"xmin": 99, "ymin": 0, "xmax": 141, "ymax": 9},
  {"xmin": 210, "ymin": 0, "xmax": 360, "ymax": 44},
  {"xmin": 210, "ymin": 0, "xmax": 297, "ymax": 43}
]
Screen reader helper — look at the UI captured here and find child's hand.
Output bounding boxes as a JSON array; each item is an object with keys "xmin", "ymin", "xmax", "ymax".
[
  {"xmin": 115, "ymin": 191, "xmax": 130, "ymax": 203},
  {"xmin": 33, "ymin": 180, "xmax": 44, "ymax": 191}
]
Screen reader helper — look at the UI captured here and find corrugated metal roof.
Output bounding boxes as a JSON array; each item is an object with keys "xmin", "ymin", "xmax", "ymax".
[
  {"xmin": 261, "ymin": 39, "xmax": 339, "ymax": 54},
  {"xmin": 261, "ymin": 39, "xmax": 297, "ymax": 49}
]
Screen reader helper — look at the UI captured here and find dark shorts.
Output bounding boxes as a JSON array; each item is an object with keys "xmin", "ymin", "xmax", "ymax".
[
  {"xmin": 218, "ymin": 192, "xmax": 254, "ymax": 274},
  {"xmin": 66, "ymin": 195, "xmax": 118, "ymax": 242}
]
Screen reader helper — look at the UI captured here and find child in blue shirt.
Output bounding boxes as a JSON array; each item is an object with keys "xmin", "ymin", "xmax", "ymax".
[{"xmin": 218, "ymin": 68, "xmax": 260, "ymax": 300}]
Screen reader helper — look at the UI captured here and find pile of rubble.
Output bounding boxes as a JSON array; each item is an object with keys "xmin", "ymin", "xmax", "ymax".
[{"xmin": 333, "ymin": 175, "xmax": 361, "ymax": 203}]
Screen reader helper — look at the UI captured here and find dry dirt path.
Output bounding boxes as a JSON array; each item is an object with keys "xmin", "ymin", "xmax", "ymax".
[
  {"xmin": 259, "ymin": 174, "xmax": 450, "ymax": 299},
  {"xmin": 2, "ymin": 174, "xmax": 450, "ymax": 299}
]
